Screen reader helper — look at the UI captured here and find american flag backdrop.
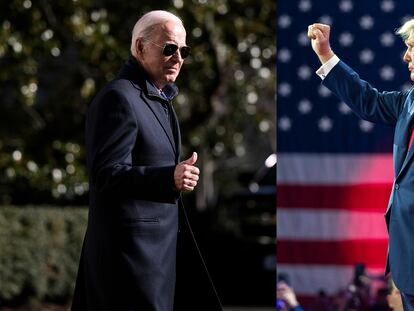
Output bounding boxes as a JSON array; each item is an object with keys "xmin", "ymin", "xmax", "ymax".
[{"xmin": 277, "ymin": 0, "xmax": 414, "ymax": 302}]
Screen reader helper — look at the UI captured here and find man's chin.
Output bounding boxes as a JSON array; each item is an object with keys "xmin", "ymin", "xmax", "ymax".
[{"xmin": 165, "ymin": 74, "xmax": 178, "ymax": 83}]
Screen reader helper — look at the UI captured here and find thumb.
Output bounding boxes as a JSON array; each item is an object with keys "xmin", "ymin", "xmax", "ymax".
[{"xmin": 183, "ymin": 152, "xmax": 197, "ymax": 165}]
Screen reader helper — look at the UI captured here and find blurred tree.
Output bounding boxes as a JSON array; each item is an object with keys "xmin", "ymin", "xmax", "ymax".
[{"xmin": 0, "ymin": 0, "xmax": 275, "ymax": 206}]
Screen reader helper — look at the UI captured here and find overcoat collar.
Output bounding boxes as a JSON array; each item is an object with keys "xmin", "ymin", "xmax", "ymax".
[
  {"xmin": 116, "ymin": 55, "xmax": 180, "ymax": 159},
  {"xmin": 116, "ymin": 55, "xmax": 179, "ymax": 101}
]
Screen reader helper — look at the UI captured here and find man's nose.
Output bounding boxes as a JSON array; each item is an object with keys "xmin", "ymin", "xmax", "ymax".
[{"xmin": 171, "ymin": 49, "xmax": 183, "ymax": 61}]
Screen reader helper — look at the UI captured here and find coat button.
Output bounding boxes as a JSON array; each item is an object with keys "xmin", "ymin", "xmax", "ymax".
[{"xmin": 395, "ymin": 183, "xmax": 400, "ymax": 190}]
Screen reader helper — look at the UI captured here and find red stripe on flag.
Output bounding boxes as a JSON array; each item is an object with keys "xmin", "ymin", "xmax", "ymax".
[
  {"xmin": 277, "ymin": 184, "xmax": 392, "ymax": 212},
  {"xmin": 297, "ymin": 295, "xmax": 319, "ymax": 309},
  {"xmin": 278, "ymin": 240, "xmax": 388, "ymax": 267}
]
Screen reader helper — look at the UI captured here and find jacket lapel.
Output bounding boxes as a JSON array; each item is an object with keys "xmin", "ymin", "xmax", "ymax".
[{"xmin": 396, "ymin": 113, "xmax": 414, "ymax": 178}]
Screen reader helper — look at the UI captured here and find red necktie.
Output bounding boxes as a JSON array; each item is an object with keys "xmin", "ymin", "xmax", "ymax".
[{"xmin": 408, "ymin": 125, "xmax": 414, "ymax": 152}]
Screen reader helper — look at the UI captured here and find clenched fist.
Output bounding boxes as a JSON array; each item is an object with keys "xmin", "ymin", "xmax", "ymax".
[
  {"xmin": 307, "ymin": 23, "xmax": 335, "ymax": 64},
  {"xmin": 174, "ymin": 152, "xmax": 200, "ymax": 192}
]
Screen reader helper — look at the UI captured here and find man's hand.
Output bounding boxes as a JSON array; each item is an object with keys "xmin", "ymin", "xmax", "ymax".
[
  {"xmin": 277, "ymin": 281, "xmax": 300, "ymax": 308},
  {"xmin": 308, "ymin": 23, "xmax": 335, "ymax": 64},
  {"xmin": 174, "ymin": 152, "xmax": 200, "ymax": 192}
]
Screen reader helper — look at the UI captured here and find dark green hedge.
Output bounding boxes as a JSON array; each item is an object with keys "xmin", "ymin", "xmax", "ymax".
[{"xmin": 0, "ymin": 206, "xmax": 87, "ymax": 304}]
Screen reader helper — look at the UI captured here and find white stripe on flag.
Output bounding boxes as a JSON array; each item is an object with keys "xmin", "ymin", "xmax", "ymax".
[
  {"xmin": 277, "ymin": 208, "xmax": 388, "ymax": 240},
  {"xmin": 277, "ymin": 153, "xmax": 394, "ymax": 184}
]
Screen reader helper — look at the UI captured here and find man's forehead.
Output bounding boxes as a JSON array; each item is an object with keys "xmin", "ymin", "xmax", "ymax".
[
  {"xmin": 153, "ymin": 22, "xmax": 186, "ymax": 43},
  {"xmin": 160, "ymin": 21, "xmax": 185, "ymax": 34},
  {"xmin": 407, "ymin": 29, "xmax": 414, "ymax": 43}
]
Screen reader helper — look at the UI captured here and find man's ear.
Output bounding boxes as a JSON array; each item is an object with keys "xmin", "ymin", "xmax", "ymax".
[{"xmin": 136, "ymin": 39, "xmax": 144, "ymax": 56}]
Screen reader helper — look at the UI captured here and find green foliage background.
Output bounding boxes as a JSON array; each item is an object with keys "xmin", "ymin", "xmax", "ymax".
[
  {"xmin": 0, "ymin": 206, "xmax": 87, "ymax": 304},
  {"xmin": 0, "ymin": 0, "xmax": 276, "ymax": 206}
]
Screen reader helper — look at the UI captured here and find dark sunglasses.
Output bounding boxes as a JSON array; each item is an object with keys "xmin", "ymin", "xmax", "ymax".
[{"xmin": 148, "ymin": 40, "xmax": 191, "ymax": 59}]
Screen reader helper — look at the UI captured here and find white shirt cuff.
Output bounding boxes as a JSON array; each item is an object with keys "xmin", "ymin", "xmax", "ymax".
[{"xmin": 316, "ymin": 55, "xmax": 340, "ymax": 80}]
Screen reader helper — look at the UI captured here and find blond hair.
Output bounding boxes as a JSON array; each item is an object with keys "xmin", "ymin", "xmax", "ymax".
[
  {"xmin": 396, "ymin": 19, "xmax": 414, "ymax": 40},
  {"xmin": 130, "ymin": 10, "xmax": 183, "ymax": 57}
]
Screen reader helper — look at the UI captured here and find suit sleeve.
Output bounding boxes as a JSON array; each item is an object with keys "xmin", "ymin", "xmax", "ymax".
[
  {"xmin": 323, "ymin": 61, "xmax": 408, "ymax": 125},
  {"xmin": 86, "ymin": 88, "xmax": 180, "ymax": 202}
]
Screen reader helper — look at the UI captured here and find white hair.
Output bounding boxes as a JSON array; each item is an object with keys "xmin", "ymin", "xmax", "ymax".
[
  {"xmin": 396, "ymin": 18, "xmax": 414, "ymax": 40},
  {"xmin": 130, "ymin": 10, "xmax": 184, "ymax": 57}
]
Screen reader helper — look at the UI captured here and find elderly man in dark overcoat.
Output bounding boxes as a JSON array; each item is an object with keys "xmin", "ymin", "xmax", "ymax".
[{"xmin": 71, "ymin": 10, "xmax": 222, "ymax": 311}]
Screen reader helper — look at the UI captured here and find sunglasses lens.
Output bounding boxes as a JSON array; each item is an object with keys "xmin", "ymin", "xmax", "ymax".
[
  {"xmin": 180, "ymin": 47, "xmax": 191, "ymax": 59},
  {"xmin": 163, "ymin": 44, "xmax": 178, "ymax": 56},
  {"xmin": 162, "ymin": 43, "xmax": 191, "ymax": 59}
]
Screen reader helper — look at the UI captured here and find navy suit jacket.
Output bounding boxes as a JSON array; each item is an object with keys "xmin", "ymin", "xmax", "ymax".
[
  {"xmin": 323, "ymin": 60, "xmax": 414, "ymax": 294},
  {"xmin": 71, "ymin": 56, "xmax": 222, "ymax": 311}
]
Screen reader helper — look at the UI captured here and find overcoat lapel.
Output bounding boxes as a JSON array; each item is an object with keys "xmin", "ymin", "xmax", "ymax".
[
  {"xmin": 141, "ymin": 89, "xmax": 177, "ymax": 155},
  {"xmin": 116, "ymin": 55, "xmax": 181, "ymax": 160},
  {"xmin": 170, "ymin": 104, "xmax": 181, "ymax": 162}
]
